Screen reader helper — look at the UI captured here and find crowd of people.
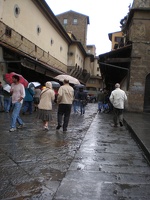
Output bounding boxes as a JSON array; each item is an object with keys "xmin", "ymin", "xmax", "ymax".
[{"xmin": 0, "ymin": 75, "xmax": 127, "ymax": 132}]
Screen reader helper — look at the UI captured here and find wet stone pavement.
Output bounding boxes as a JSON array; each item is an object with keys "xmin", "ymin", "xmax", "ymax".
[{"xmin": 0, "ymin": 103, "xmax": 150, "ymax": 200}]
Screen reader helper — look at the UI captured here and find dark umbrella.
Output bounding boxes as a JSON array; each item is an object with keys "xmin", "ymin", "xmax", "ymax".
[
  {"xmin": 74, "ymin": 84, "xmax": 85, "ymax": 88},
  {"xmin": 51, "ymin": 81, "xmax": 60, "ymax": 88}
]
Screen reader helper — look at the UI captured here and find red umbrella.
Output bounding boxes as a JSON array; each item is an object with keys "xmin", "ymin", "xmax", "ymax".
[{"xmin": 4, "ymin": 72, "xmax": 28, "ymax": 87}]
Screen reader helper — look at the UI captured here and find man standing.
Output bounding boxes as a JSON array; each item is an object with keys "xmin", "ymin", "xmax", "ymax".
[
  {"xmin": 109, "ymin": 83, "xmax": 127, "ymax": 127},
  {"xmin": 56, "ymin": 79, "xmax": 74, "ymax": 132},
  {"xmin": 9, "ymin": 75, "xmax": 25, "ymax": 132}
]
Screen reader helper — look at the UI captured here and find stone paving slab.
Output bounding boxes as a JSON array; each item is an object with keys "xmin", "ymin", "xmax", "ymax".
[
  {"xmin": 124, "ymin": 112, "xmax": 150, "ymax": 162},
  {"xmin": 0, "ymin": 104, "xmax": 97, "ymax": 199},
  {"xmin": 0, "ymin": 104, "xmax": 150, "ymax": 199},
  {"xmin": 54, "ymin": 113, "xmax": 150, "ymax": 200}
]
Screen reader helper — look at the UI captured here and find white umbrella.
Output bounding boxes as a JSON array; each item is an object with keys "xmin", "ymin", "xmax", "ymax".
[
  {"xmin": 3, "ymin": 84, "xmax": 11, "ymax": 93},
  {"xmin": 55, "ymin": 74, "xmax": 80, "ymax": 85},
  {"xmin": 28, "ymin": 82, "xmax": 41, "ymax": 88}
]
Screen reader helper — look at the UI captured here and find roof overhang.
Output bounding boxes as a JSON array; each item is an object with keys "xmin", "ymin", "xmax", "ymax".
[
  {"xmin": 0, "ymin": 41, "xmax": 64, "ymax": 77},
  {"xmin": 98, "ymin": 45, "xmax": 132, "ymax": 88}
]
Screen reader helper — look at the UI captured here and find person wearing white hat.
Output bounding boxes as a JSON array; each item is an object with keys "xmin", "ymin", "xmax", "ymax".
[{"xmin": 37, "ymin": 81, "xmax": 55, "ymax": 130}]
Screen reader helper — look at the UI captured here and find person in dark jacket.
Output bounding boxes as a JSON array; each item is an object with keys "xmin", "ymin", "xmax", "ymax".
[
  {"xmin": 73, "ymin": 87, "xmax": 79, "ymax": 114},
  {"xmin": 97, "ymin": 89, "xmax": 105, "ymax": 113},
  {"xmin": 78, "ymin": 87, "xmax": 87, "ymax": 115},
  {"xmin": 22, "ymin": 87, "xmax": 35, "ymax": 114}
]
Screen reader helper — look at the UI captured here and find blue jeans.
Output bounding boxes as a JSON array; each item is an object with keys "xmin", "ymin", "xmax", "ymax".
[
  {"xmin": 79, "ymin": 101, "xmax": 85, "ymax": 115},
  {"xmin": 98, "ymin": 101, "xmax": 103, "ymax": 111},
  {"xmin": 4, "ymin": 97, "xmax": 11, "ymax": 112},
  {"xmin": 11, "ymin": 102, "xmax": 23, "ymax": 128},
  {"xmin": 73, "ymin": 100, "xmax": 79, "ymax": 113},
  {"xmin": 23, "ymin": 101, "xmax": 33, "ymax": 114}
]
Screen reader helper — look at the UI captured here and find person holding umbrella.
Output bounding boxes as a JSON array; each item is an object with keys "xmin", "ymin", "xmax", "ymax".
[
  {"xmin": 9, "ymin": 75, "xmax": 25, "ymax": 132},
  {"xmin": 56, "ymin": 79, "xmax": 74, "ymax": 132}
]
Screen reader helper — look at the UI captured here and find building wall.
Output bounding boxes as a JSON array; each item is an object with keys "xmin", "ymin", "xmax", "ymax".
[
  {"xmin": 84, "ymin": 57, "xmax": 91, "ymax": 74},
  {"xmin": 0, "ymin": 0, "xmax": 101, "ymax": 86},
  {"xmin": 57, "ymin": 11, "xmax": 88, "ymax": 49},
  {"xmin": 0, "ymin": 21, "xmax": 67, "ymax": 73},
  {"xmin": 133, "ymin": 0, "xmax": 150, "ymax": 8},
  {"xmin": 68, "ymin": 44, "xmax": 84, "ymax": 69},
  {"xmin": 93, "ymin": 58, "xmax": 101, "ymax": 76},
  {"xmin": 56, "ymin": 10, "xmax": 102, "ymax": 87},
  {"xmin": 87, "ymin": 45, "xmax": 96, "ymax": 55},
  {"xmin": 0, "ymin": 0, "xmax": 69, "ymax": 67},
  {"xmin": 127, "ymin": 10, "xmax": 150, "ymax": 112},
  {"xmin": 111, "ymin": 32, "xmax": 124, "ymax": 50}
]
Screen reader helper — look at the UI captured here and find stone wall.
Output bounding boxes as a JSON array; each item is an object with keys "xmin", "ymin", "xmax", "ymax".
[
  {"xmin": 127, "ymin": 9, "xmax": 150, "ymax": 111},
  {"xmin": 128, "ymin": 42, "xmax": 150, "ymax": 111}
]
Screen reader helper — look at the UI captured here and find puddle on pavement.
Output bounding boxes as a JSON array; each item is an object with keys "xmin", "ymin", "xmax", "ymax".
[
  {"xmin": 16, "ymin": 180, "xmax": 42, "ymax": 196},
  {"xmin": 34, "ymin": 132, "xmax": 69, "ymax": 148},
  {"xmin": 41, "ymin": 168, "xmax": 65, "ymax": 181}
]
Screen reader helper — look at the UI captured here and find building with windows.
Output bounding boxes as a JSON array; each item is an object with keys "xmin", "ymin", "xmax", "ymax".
[
  {"xmin": 57, "ymin": 10, "xmax": 89, "ymax": 50},
  {"xmin": 56, "ymin": 10, "xmax": 102, "ymax": 95},
  {"xmin": 98, "ymin": 0, "xmax": 150, "ymax": 112},
  {"xmin": 0, "ymin": 0, "xmax": 101, "ymax": 88},
  {"xmin": 108, "ymin": 31, "xmax": 124, "ymax": 50}
]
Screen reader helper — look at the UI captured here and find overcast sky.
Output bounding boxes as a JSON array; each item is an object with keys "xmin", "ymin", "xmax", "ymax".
[{"xmin": 45, "ymin": 0, "xmax": 134, "ymax": 55}]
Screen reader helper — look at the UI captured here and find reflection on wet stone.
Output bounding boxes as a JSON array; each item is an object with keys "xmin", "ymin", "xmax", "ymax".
[
  {"xmin": 0, "ymin": 104, "xmax": 97, "ymax": 199},
  {"xmin": 0, "ymin": 103, "xmax": 150, "ymax": 199}
]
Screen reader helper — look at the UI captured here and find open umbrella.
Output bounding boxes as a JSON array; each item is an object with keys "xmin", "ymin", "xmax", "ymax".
[
  {"xmin": 28, "ymin": 82, "xmax": 41, "ymax": 88},
  {"xmin": 55, "ymin": 74, "xmax": 80, "ymax": 85},
  {"xmin": 4, "ymin": 72, "xmax": 28, "ymax": 87},
  {"xmin": 51, "ymin": 81, "xmax": 60, "ymax": 88},
  {"xmin": 74, "ymin": 84, "xmax": 85, "ymax": 88}
]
